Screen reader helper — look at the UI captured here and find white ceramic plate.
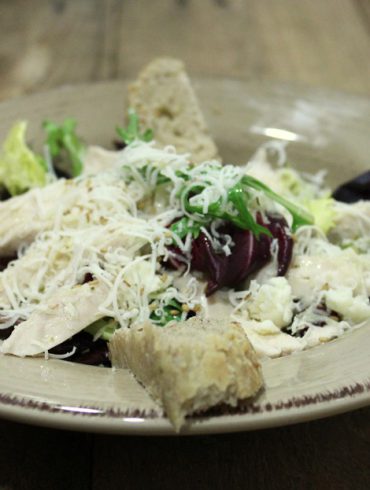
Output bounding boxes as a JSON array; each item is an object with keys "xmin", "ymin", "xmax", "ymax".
[{"xmin": 0, "ymin": 79, "xmax": 369, "ymax": 435}]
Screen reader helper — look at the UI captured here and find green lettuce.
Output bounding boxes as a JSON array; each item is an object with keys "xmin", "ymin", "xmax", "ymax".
[
  {"xmin": 0, "ymin": 121, "xmax": 47, "ymax": 195},
  {"xmin": 306, "ymin": 198, "xmax": 336, "ymax": 234},
  {"xmin": 278, "ymin": 168, "xmax": 335, "ymax": 233},
  {"xmin": 43, "ymin": 119, "xmax": 85, "ymax": 177},
  {"xmin": 84, "ymin": 317, "xmax": 118, "ymax": 341},
  {"xmin": 278, "ymin": 168, "xmax": 325, "ymax": 202}
]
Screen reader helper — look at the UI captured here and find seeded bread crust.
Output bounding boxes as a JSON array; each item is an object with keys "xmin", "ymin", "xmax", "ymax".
[
  {"xmin": 109, "ymin": 317, "xmax": 263, "ymax": 431},
  {"xmin": 127, "ymin": 57, "xmax": 220, "ymax": 163}
]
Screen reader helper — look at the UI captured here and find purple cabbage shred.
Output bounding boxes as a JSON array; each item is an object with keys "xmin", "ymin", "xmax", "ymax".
[{"xmin": 166, "ymin": 214, "xmax": 293, "ymax": 296}]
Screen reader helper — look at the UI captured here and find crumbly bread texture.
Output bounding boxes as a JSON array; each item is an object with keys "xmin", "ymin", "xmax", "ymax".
[
  {"xmin": 109, "ymin": 317, "xmax": 263, "ymax": 431},
  {"xmin": 127, "ymin": 57, "xmax": 220, "ymax": 163}
]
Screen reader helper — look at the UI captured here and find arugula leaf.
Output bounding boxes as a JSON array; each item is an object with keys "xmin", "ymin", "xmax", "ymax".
[
  {"xmin": 150, "ymin": 299, "xmax": 183, "ymax": 326},
  {"xmin": 181, "ymin": 182, "xmax": 271, "ymax": 238},
  {"xmin": 116, "ymin": 109, "xmax": 153, "ymax": 145},
  {"xmin": 43, "ymin": 118, "xmax": 85, "ymax": 177},
  {"xmin": 170, "ymin": 216, "xmax": 204, "ymax": 239},
  {"xmin": 128, "ymin": 158, "xmax": 312, "ymax": 239},
  {"xmin": 227, "ymin": 183, "xmax": 271, "ymax": 237},
  {"xmin": 179, "ymin": 174, "xmax": 313, "ymax": 237},
  {"xmin": 241, "ymin": 175, "xmax": 314, "ymax": 231}
]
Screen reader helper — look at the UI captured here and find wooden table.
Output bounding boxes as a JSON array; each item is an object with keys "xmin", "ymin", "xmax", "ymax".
[{"xmin": 0, "ymin": 1, "xmax": 369, "ymax": 489}]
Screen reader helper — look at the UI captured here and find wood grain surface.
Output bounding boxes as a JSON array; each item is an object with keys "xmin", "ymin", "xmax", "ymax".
[
  {"xmin": 1, "ymin": 0, "xmax": 370, "ymax": 101},
  {"xmin": 0, "ymin": 1, "xmax": 369, "ymax": 489}
]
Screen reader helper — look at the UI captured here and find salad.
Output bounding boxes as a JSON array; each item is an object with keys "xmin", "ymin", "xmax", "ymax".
[{"xmin": 0, "ymin": 114, "xmax": 369, "ymax": 363}]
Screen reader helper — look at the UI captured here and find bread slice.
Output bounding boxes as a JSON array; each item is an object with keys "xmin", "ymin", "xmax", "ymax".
[
  {"xmin": 127, "ymin": 57, "xmax": 220, "ymax": 163},
  {"xmin": 109, "ymin": 317, "xmax": 263, "ymax": 431}
]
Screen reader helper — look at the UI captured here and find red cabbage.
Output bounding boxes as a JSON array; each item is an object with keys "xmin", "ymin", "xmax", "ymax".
[{"xmin": 165, "ymin": 215, "xmax": 293, "ymax": 296}]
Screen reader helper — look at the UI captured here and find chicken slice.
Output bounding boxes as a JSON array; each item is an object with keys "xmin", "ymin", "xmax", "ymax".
[
  {"xmin": 0, "ymin": 179, "xmax": 79, "ymax": 256},
  {"xmin": 1, "ymin": 280, "xmax": 108, "ymax": 357},
  {"xmin": 0, "ymin": 249, "xmax": 46, "ymax": 309},
  {"xmin": 0, "ymin": 224, "xmax": 146, "ymax": 310},
  {"xmin": 0, "ymin": 240, "xmax": 71, "ymax": 309}
]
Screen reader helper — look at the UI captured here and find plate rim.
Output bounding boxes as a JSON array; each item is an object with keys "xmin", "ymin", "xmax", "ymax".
[
  {"xmin": 0, "ymin": 79, "xmax": 369, "ymax": 435},
  {"xmin": 0, "ymin": 374, "xmax": 369, "ymax": 435}
]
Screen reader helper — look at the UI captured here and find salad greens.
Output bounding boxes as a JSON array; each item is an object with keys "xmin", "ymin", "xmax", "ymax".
[
  {"xmin": 0, "ymin": 117, "xmax": 85, "ymax": 198},
  {"xmin": 1, "ymin": 107, "xmax": 367, "ymax": 370},
  {"xmin": 150, "ymin": 299, "xmax": 184, "ymax": 326},
  {"xmin": 181, "ymin": 181, "xmax": 270, "ymax": 238},
  {"xmin": 84, "ymin": 299, "xmax": 185, "ymax": 341},
  {"xmin": 84, "ymin": 317, "xmax": 119, "ymax": 341},
  {"xmin": 240, "ymin": 175, "xmax": 314, "ymax": 232},
  {"xmin": 128, "ymin": 161, "xmax": 313, "ymax": 241},
  {"xmin": 43, "ymin": 118, "xmax": 85, "ymax": 177},
  {"xmin": 306, "ymin": 198, "xmax": 336, "ymax": 234},
  {"xmin": 0, "ymin": 121, "xmax": 47, "ymax": 196},
  {"xmin": 116, "ymin": 109, "xmax": 153, "ymax": 145},
  {"xmin": 83, "ymin": 300, "xmax": 184, "ymax": 339},
  {"xmin": 170, "ymin": 216, "xmax": 203, "ymax": 240},
  {"xmin": 156, "ymin": 169, "xmax": 313, "ymax": 239},
  {"xmin": 277, "ymin": 168, "xmax": 335, "ymax": 233}
]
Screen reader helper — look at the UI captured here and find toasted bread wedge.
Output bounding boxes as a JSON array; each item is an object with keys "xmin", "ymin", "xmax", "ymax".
[
  {"xmin": 127, "ymin": 57, "xmax": 219, "ymax": 163},
  {"xmin": 109, "ymin": 317, "xmax": 262, "ymax": 431}
]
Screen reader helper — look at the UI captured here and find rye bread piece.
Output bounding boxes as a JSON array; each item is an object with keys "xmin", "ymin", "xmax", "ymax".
[
  {"xmin": 109, "ymin": 317, "xmax": 263, "ymax": 431},
  {"xmin": 127, "ymin": 57, "xmax": 219, "ymax": 163}
]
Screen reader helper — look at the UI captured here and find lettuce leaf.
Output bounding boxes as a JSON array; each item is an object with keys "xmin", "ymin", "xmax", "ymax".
[
  {"xmin": 306, "ymin": 198, "xmax": 336, "ymax": 234},
  {"xmin": 84, "ymin": 317, "xmax": 118, "ymax": 341},
  {"xmin": 0, "ymin": 121, "xmax": 47, "ymax": 195},
  {"xmin": 277, "ymin": 168, "xmax": 335, "ymax": 233},
  {"xmin": 278, "ymin": 168, "xmax": 321, "ymax": 202}
]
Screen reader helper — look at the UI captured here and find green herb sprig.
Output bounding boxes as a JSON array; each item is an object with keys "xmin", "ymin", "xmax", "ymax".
[{"xmin": 116, "ymin": 109, "xmax": 153, "ymax": 145}]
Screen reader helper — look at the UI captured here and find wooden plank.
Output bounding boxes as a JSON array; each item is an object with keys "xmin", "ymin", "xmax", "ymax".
[
  {"xmin": 0, "ymin": 0, "xmax": 370, "ymax": 101},
  {"xmin": 115, "ymin": 0, "xmax": 370, "ymax": 94},
  {"xmin": 353, "ymin": 0, "xmax": 370, "ymax": 33},
  {"xmin": 0, "ymin": 0, "xmax": 100, "ymax": 99},
  {"xmin": 0, "ymin": 420, "xmax": 92, "ymax": 490},
  {"xmin": 92, "ymin": 408, "xmax": 370, "ymax": 490}
]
